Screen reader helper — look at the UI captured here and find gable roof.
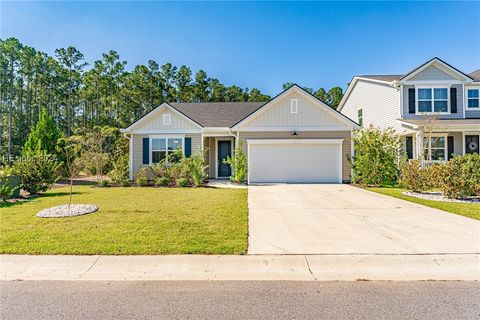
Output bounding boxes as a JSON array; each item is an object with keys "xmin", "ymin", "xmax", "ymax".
[
  {"xmin": 399, "ymin": 57, "xmax": 473, "ymax": 82},
  {"xmin": 232, "ymin": 84, "xmax": 359, "ymax": 129},
  {"xmin": 469, "ymin": 69, "xmax": 480, "ymax": 82},
  {"xmin": 356, "ymin": 75, "xmax": 403, "ymax": 82},
  {"xmin": 170, "ymin": 102, "xmax": 264, "ymax": 127}
]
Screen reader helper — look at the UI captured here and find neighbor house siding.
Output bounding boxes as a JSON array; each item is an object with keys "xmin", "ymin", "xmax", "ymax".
[
  {"xmin": 242, "ymin": 92, "xmax": 346, "ymax": 129},
  {"xmin": 130, "ymin": 133, "xmax": 202, "ymax": 179},
  {"xmin": 408, "ymin": 65, "xmax": 457, "ymax": 81},
  {"xmin": 340, "ymin": 79, "xmax": 402, "ymax": 132},
  {"xmin": 402, "ymin": 84, "xmax": 464, "ymax": 120},
  {"xmin": 238, "ymin": 131, "xmax": 352, "ymax": 182}
]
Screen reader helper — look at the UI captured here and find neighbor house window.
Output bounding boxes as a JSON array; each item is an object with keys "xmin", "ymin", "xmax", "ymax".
[
  {"xmin": 417, "ymin": 88, "xmax": 448, "ymax": 113},
  {"xmin": 423, "ymin": 136, "xmax": 446, "ymax": 162},
  {"xmin": 162, "ymin": 113, "xmax": 172, "ymax": 125},
  {"xmin": 290, "ymin": 99, "xmax": 298, "ymax": 114},
  {"xmin": 467, "ymin": 89, "xmax": 479, "ymax": 108},
  {"xmin": 358, "ymin": 108, "xmax": 363, "ymax": 127},
  {"xmin": 151, "ymin": 137, "xmax": 183, "ymax": 164}
]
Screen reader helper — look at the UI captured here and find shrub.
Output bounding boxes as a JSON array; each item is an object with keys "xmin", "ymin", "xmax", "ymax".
[
  {"xmin": 99, "ymin": 179, "xmax": 110, "ymax": 187},
  {"xmin": 223, "ymin": 142, "xmax": 247, "ymax": 183},
  {"xmin": 151, "ymin": 161, "xmax": 169, "ymax": 180},
  {"xmin": 351, "ymin": 126, "xmax": 402, "ymax": 186},
  {"xmin": 108, "ymin": 154, "xmax": 129, "ymax": 184},
  {"xmin": 176, "ymin": 178, "xmax": 189, "ymax": 187},
  {"xmin": 155, "ymin": 177, "xmax": 170, "ymax": 187},
  {"xmin": 182, "ymin": 151, "xmax": 207, "ymax": 187},
  {"xmin": 120, "ymin": 179, "xmax": 131, "ymax": 187},
  {"xmin": 0, "ymin": 175, "xmax": 17, "ymax": 202},
  {"xmin": 23, "ymin": 107, "xmax": 62, "ymax": 159},
  {"xmin": 135, "ymin": 167, "xmax": 149, "ymax": 187},
  {"xmin": 440, "ymin": 154, "xmax": 480, "ymax": 198},
  {"xmin": 400, "ymin": 160, "xmax": 443, "ymax": 192},
  {"xmin": 12, "ymin": 152, "xmax": 61, "ymax": 195}
]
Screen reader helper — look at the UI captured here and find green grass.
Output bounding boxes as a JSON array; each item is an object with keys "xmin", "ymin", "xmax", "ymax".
[
  {"xmin": 368, "ymin": 187, "xmax": 480, "ymax": 221},
  {"xmin": 0, "ymin": 186, "xmax": 248, "ymax": 255}
]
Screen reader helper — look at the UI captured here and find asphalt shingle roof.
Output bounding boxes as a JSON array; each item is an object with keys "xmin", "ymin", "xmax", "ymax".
[
  {"xmin": 170, "ymin": 102, "xmax": 265, "ymax": 127},
  {"xmin": 357, "ymin": 75, "xmax": 403, "ymax": 82},
  {"xmin": 469, "ymin": 69, "xmax": 480, "ymax": 82}
]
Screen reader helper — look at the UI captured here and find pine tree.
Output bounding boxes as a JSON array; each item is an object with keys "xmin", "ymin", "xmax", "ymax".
[{"xmin": 22, "ymin": 108, "xmax": 62, "ymax": 157}]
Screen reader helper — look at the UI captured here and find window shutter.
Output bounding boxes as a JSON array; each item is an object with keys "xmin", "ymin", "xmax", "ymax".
[
  {"xmin": 450, "ymin": 87, "xmax": 457, "ymax": 113},
  {"xmin": 184, "ymin": 137, "xmax": 192, "ymax": 157},
  {"xmin": 447, "ymin": 136, "xmax": 454, "ymax": 160},
  {"xmin": 142, "ymin": 138, "xmax": 149, "ymax": 164},
  {"xmin": 408, "ymin": 88, "xmax": 415, "ymax": 114},
  {"xmin": 405, "ymin": 136, "xmax": 413, "ymax": 159}
]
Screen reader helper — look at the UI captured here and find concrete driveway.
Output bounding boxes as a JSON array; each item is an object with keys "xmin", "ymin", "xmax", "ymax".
[{"xmin": 248, "ymin": 184, "xmax": 480, "ymax": 254}]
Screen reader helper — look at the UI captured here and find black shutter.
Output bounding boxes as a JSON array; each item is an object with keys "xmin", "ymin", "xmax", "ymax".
[
  {"xmin": 405, "ymin": 136, "xmax": 413, "ymax": 159},
  {"xmin": 142, "ymin": 138, "xmax": 149, "ymax": 164},
  {"xmin": 184, "ymin": 137, "xmax": 192, "ymax": 157},
  {"xmin": 450, "ymin": 87, "xmax": 457, "ymax": 113},
  {"xmin": 447, "ymin": 136, "xmax": 454, "ymax": 160},
  {"xmin": 408, "ymin": 88, "xmax": 415, "ymax": 114}
]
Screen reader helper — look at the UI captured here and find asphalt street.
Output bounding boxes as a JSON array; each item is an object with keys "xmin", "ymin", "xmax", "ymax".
[{"xmin": 1, "ymin": 281, "xmax": 479, "ymax": 320}]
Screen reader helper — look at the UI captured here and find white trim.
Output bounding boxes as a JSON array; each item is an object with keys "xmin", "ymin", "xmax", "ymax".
[
  {"xmin": 215, "ymin": 138, "xmax": 233, "ymax": 179},
  {"xmin": 148, "ymin": 135, "xmax": 185, "ymax": 166},
  {"xmin": 415, "ymin": 86, "xmax": 450, "ymax": 115},
  {"xmin": 237, "ymin": 126, "xmax": 352, "ymax": 132},
  {"xmin": 405, "ymin": 80, "xmax": 464, "ymax": 85},
  {"xmin": 123, "ymin": 103, "xmax": 202, "ymax": 132},
  {"xmin": 128, "ymin": 134, "xmax": 133, "ymax": 180},
  {"xmin": 465, "ymin": 87, "xmax": 480, "ymax": 110},
  {"xmin": 232, "ymin": 85, "xmax": 359, "ymax": 130},
  {"xmin": 246, "ymin": 139, "xmax": 344, "ymax": 145},
  {"xmin": 290, "ymin": 98, "xmax": 298, "ymax": 114},
  {"xmin": 128, "ymin": 129, "xmax": 201, "ymax": 134},
  {"xmin": 422, "ymin": 133, "xmax": 448, "ymax": 163}
]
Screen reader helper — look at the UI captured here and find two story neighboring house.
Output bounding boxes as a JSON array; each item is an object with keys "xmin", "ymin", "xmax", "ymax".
[{"xmin": 338, "ymin": 57, "xmax": 480, "ymax": 163}]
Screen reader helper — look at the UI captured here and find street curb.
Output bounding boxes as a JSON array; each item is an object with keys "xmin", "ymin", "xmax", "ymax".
[{"xmin": 1, "ymin": 254, "xmax": 479, "ymax": 281}]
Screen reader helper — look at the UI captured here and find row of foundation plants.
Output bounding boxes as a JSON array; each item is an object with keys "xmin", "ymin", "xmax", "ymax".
[
  {"xmin": 135, "ymin": 149, "xmax": 208, "ymax": 188},
  {"xmin": 400, "ymin": 154, "xmax": 480, "ymax": 199}
]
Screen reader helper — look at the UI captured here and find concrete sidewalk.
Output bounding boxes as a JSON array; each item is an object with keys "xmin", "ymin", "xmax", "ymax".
[{"xmin": 1, "ymin": 254, "xmax": 479, "ymax": 281}]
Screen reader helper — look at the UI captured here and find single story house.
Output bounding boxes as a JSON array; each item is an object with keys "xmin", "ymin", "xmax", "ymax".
[{"xmin": 121, "ymin": 84, "xmax": 359, "ymax": 184}]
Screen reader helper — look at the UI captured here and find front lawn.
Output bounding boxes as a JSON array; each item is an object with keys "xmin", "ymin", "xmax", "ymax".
[
  {"xmin": 0, "ymin": 186, "xmax": 248, "ymax": 255},
  {"xmin": 368, "ymin": 187, "xmax": 480, "ymax": 221}
]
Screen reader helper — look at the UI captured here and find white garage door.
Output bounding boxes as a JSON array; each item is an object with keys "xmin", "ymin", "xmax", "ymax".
[{"xmin": 247, "ymin": 139, "xmax": 343, "ymax": 183}]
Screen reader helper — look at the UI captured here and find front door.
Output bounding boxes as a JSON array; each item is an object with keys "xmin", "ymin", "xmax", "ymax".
[
  {"xmin": 465, "ymin": 135, "xmax": 479, "ymax": 154},
  {"xmin": 217, "ymin": 140, "xmax": 232, "ymax": 178}
]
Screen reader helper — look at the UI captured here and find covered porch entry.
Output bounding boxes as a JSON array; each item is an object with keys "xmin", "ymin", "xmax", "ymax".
[{"xmin": 203, "ymin": 134, "xmax": 235, "ymax": 179}]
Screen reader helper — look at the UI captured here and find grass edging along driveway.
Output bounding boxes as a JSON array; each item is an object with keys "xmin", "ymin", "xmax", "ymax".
[
  {"xmin": 368, "ymin": 187, "xmax": 480, "ymax": 221},
  {"xmin": 0, "ymin": 186, "xmax": 248, "ymax": 255}
]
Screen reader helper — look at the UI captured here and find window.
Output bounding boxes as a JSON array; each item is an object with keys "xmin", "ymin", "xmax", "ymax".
[
  {"xmin": 162, "ymin": 113, "xmax": 172, "ymax": 125},
  {"xmin": 357, "ymin": 108, "xmax": 363, "ymax": 127},
  {"xmin": 151, "ymin": 137, "xmax": 183, "ymax": 164},
  {"xmin": 417, "ymin": 88, "xmax": 448, "ymax": 113},
  {"xmin": 423, "ymin": 136, "xmax": 446, "ymax": 162},
  {"xmin": 467, "ymin": 89, "xmax": 479, "ymax": 108},
  {"xmin": 290, "ymin": 99, "xmax": 298, "ymax": 114}
]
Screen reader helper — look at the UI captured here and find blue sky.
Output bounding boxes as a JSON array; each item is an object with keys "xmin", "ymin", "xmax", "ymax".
[{"xmin": 2, "ymin": 1, "xmax": 479, "ymax": 95}]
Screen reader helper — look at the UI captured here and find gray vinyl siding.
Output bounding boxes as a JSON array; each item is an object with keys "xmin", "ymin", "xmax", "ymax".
[
  {"xmin": 465, "ymin": 109, "xmax": 480, "ymax": 118},
  {"xmin": 449, "ymin": 132, "xmax": 463, "ymax": 157},
  {"xmin": 238, "ymin": 131, "xmax": 352, "ymax": 182},
  {"xmin": 130, "ymin": 133, "xmax": 202, "ymax": 179},
  {"xmin": 409, "ymin": 65, "xmax": 457, "ymax": 81},
  {"xmin": 402, "ymin": 84, "xmax": 464, "ymax": 120}
]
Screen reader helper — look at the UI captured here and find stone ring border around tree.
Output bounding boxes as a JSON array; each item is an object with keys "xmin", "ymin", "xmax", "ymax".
[{"xmin": 36, "ymin": 204, "xmax": 98, "ymax": 218}]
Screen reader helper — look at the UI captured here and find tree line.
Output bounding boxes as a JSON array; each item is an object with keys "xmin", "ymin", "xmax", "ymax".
[{"xmin": 0, "ymin": 37, "xmax": 344, "ymax": 162}]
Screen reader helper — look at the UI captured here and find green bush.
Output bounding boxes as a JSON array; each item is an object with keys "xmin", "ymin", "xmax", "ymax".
[
  {"xmin": 440, "ymin": 154, "xmax": 480, "ymax": 198},
  {"xmin": 120, "ymin": 179, "xmax": 131, "ymax": 187},
  {"xmin": 223, "ymin": 142, "xmax": 247, "ymax": 183},
  {"xmin": 12, "ymin": 152, "xmax": 61, "ymax": 195},
  {"xmin": 182, "ymin": 151, "xmax": 207, "ymax": 187},
  {"xmin": 99, "ymin": 179, "xmax": 110, "ymax": 187},
  {"xmin": 176, "ymin": 178, "xmax": 189, "ymax": 187},
  {"xmin": 351, "ymin": 126, "xmax": 402, "ymax": 186},
  {"xmin": 108, "ymin": 154, "xmax": 129, "ymax": 184},
  {"xmin": 0, "ymin": 175, "xmax": 18, "ymax": 202},
  {"xmin": 155, "ymin": 177, "xmax": 170, "ymax": 187},
  {"xmin": 135, "ymin": 167, "xmax": 149, "ymax": 187},
  {"xmin": 400, "ymin": 160, "xmax": 443, "ymax": 192}
]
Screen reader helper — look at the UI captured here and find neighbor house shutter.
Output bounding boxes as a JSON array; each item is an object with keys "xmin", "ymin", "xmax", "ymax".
[
  {"xmin": 447, "ymin": 136, "xmax": 454, "ymax": 160},
  {"xmin": 408, "ymin": 88, "xmax": 416, "ymax": 114},
  {"xmin": 450, "ymin": 87, "xmax": 457, "ymax": 113},
  {"xmin": 405, "ymin": 136, "xmax": 413, "ymax": 159},
  {"xmin": 184, "ymin": 137, "xmax": 192, "ymax": 157},
  {"xmin": 142, "ymin": 138, "xmax": 149, "ymax": 164}
]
